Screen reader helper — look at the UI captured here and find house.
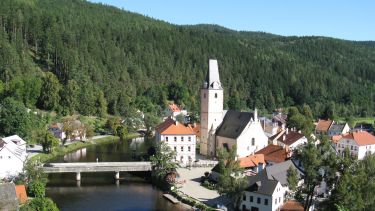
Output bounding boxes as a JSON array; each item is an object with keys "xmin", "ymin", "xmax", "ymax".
[
  {"xmin": 0, "ymin": 135, "xmax": 27, "ymax": 179},
  {"xmin": 314, "ymin": 119, "xmax": 334, "ymax": 135},
  {"xmin": 200, "ymin": 59, "xmax": 268, "ymax": 158},
  {"xmin": 164, "ymin": 103, "xmax": 187, "ymax": 118},
  {"xmin": 240, "ymin": 160, "xmax": 304, "ymax": 211},
  {"xmin": 272, "ymin": 112, "xmax": 287, "ymax": 129},
  {"xmin": 335, "ymin": 131, "xmax": 375, "ymax": 160},
  {"xmin": 210, "ymin": 154, "xmax": 266, "ymax": 182},
  {"xmin": 255, "ymin": 145, "xmax": 291, "ymax": 165},
  {"xmin": 269, "ymin": 128, "xmax": 307, "ymax": 151},
  {"xmin": 49, "ymin": 120, "xmax": 86, "ymax": 141},
  {"xmin": 0, "ymin": 183, "xmax": 19, "ymax": 210},
  {"xmin": 240, "ymin": 171, "xmax": 285, "ymax": 211},
  {"xmin": 239, "ymin": 154, "xmax": 266, "ymax": 174},
  {"xmin": 327, "ymin": 123, "xmax": 350, "ymax": 137},
  {"xmin": 260, "ymin": 117, "xmax": 281, "ymax": 138},
  {"xmin": 155, "ymin": 117, "xmax": 196, "ymax": 165}
]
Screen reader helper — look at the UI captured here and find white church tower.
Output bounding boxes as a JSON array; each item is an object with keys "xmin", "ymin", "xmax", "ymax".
[{"xmin": 200, "ymin": 59, "xmax": 224, "ymax": 156}]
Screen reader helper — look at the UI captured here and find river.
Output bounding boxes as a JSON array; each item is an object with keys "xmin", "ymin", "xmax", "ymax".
[{"xmin": 45, "ymin": 138, "xmax": 186, "ymax": 211}]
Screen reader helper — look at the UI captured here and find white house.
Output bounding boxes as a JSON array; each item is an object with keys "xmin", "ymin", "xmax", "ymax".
[
  {"xmin": 200, "ymin": 59, "xmax": 268, "ymax": 158},
  {"xmin": 241, "ymin": 173, "xmax": 285, "ymax": 211},
  {"xmin": 240, "ymin": 159, "xmax": 304, "ymax": 211},
  {"xmin": 269, "ymin": 128, "xmax": 307, "ymax": 151},
  {"xmin": 0, "ymin": 135, "xmax": 27, "ymax": 179},
  {"xmin": 49, "ymin": 120, "xmax": 86, "ymax": 141},
  {"xmin": 327, "ymin": 123, "xmax": 350, "ymax": 137},
  {"xmin": 155, "ymin": 118, "xmax": 196, "ymax": 165},
  {"xmin": 335, "ymin": 131, "xmax": 375, "ymax": 160}
]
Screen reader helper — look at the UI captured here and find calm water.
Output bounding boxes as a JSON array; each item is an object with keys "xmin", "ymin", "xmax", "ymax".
[{"xmin": 45, "ymin": 138, "xmax": 186, "ymax": 211}]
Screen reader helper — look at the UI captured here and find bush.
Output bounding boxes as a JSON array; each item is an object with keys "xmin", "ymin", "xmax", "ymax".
[
  {"xmin": 27, "ymin": 181, "xmax": 45, "ymax": 198},
  {"xmin": 20, "ymin": 197, "xmax": 59, "ymax": 211}
]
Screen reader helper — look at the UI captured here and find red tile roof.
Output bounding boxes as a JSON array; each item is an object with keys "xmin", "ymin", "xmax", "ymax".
[
  {"xmin": 239, "ymin": 154, "xmax": 265, "ymax": 168},
  {"xmin": 15, "ymin": 185, "xmax": 27, "ymax": 204},
  {"xmin": 191, "ymin": 123, "xmax": 201, "ymax": 138},
  {"xmin": 315, "ymin": 119, "xmax": 333, "ymax": 132},
  {"xmin": 168, "ymin": 103, "xmax": 181, "ymax": 112},
  {"xmin": 331, "ymin": 135, "xmax": 343, "ymax": 143},
  {"xmin": 281, "ymin": 200, "xmax": 304, "ymax": 211},
  {"xmin": 255, "ymin": 145, "xmax": 289, "ymax": 163},
  {"xmin": 341, "ymin": 131, "xmax": 375, "ymax": 146},
  {"xmin": 155, "ymin": 117, "xmax": 195, "ymax": 135}
]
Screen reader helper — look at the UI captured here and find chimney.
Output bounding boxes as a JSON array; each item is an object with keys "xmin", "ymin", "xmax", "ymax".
[
  {"xmin": 254, "ymin": 108, "xmax": 258, "ymax": 122},
  {"xmin": 286, "ymin": 128, "xmax": 289, "ymax": 134},
  {"xmin": 193, "ymin": 122, "xmax": 197, "ymax": 128},
  {"xmin": 283, "ymin": 135, "xmax": 286, "ymax": 141},
  {"xmin": 175, "ymin": 121, "xmax": 178, "ymax": 126}
]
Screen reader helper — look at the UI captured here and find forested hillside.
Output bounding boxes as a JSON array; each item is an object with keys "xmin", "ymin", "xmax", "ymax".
[{"xmin": 0, "ymin": 0, "xmax": 374, "ymax": 122}]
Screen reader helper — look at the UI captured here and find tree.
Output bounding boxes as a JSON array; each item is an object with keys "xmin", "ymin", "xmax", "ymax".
[
  {"xmin": 0, "ymin": 97, "xmax": 31, "ymax": 138},
  {"xmin": 150, "ymin": 141, "xmax": 180, "ymax": 180},
  {"xmin": 38, "ymin": 72, "xmax": 61, "ymax": 110},
  {"xmin": 60, "ymin": 79, "xmax": 79, "ymax": 115},
  {"xmin": 105, "ymin": 116, "xmax": 121, "ymax": 135},
  {"xmin": 34, "ymin": 130, "xmax": 59, "ymax": 153},
  {"xmin": 144, "ymin": 113, "xmax": 161, "ymax": 137},
  {"xmin": 217, "ymin": 145, "xmax": 248, "ymax": 209},
  {"xmin": 20, "ymin": 197, "xmax": 59, "ymax": 211},
  {"xmin": 27, "ymin": 180, "xmax": 45, "ymax": 198},
  {"xmin": 287, "ymin": 166, "xmax": 298, "ymax": 191},
  {"xmin": 96, "ymin": 90, "xmax": 107, "ymax": 118},
  {"xmin": 85, "ymin": 124, "xmax": 94, "ymax": 140},
  {"xmin": 116, "ymin": 125, "xmax": 128, "ymax": 141}
]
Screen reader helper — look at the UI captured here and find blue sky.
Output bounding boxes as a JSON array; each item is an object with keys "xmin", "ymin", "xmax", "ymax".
[{"xmin": 89, "ymin": 0, "xmax": 374, "ymax": 41}]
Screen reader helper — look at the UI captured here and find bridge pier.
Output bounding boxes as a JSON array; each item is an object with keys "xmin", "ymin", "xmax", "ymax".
[
  {"xmin": 115, "ymin": 171, "xmax": 120, "ymax": 180},
  {"xmin": 76, "ymin": 172, "xmax": 81, "ymax": 181}
]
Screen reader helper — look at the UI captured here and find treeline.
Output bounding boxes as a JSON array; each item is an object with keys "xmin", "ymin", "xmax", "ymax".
[{"xmin": 0, "ymin": 0, "xmax": 374, "ymax": 125}]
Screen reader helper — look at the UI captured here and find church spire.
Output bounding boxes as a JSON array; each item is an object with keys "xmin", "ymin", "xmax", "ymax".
[{"xmin": 204, "ymin": 59, "xmax": 222, "ymax": 89}]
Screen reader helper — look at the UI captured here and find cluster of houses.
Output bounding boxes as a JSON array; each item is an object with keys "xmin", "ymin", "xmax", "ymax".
[{"xmin": 155, "ymin": 59, "xmax": 375, "ymax": 211}]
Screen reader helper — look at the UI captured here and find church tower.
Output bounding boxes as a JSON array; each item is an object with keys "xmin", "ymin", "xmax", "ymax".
[{"xmin": 200, "ymin": 59, "xmax": 224, "ymax": 156}]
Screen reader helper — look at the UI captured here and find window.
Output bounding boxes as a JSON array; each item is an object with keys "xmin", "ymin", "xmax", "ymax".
[
  {"xmin": 257, "ymin": 197, "xmax": 261, "ymax": 204},
  {"xmin": 264, "ymin": 199, "xmax": 268, "ymax": 205},
  {"xmin": 174, "ymin": 147, "xmax": 177, "ymax": 152},
  {"xmin": 165, "ymin": 137, "xmax": 168, "ymax": 142},
  {"xmin": 250, "ymin": 196, "xmax": 253, "ymax": 202},
  {"xmin": 243, "ymin": 195, "xmax": 246, "ymax": 201},
  {"xmin": 8, "ymin": 156, "xmax": 11, "ymax": 159},
  {"xmin": 181, "ymin": 146, "xmax": 184, "ymax": 152},
  {"xmin": 0, "ymin": 156, "xmax": 2, "ymax": 159},
  {"xmin": 279, "ymin": 197, "xmax": 281, "ymax": 203},
  {"xmin": 188, "ymin": 146, "xmax": 191, "ymax": 152},
  {"xmin": 252, "ymin": 138, "xmax": 255, "ymax": 146},
  {"xmin": 174, "ymin": 137, "xmax": 177, "ymax": 142},
  {"xmin": 188, "ymin": 136, "xmax": 191, "ymax": 142},
  {"xmin": 180, "ymin": 156, "xmax": 183, "ymax": 162},
  {"xmin": 275, "ymin": 199, "xmax": 277, "ymax": 204},
  {"xmin": 204, "ymin": 93, "xmax": 206, "ymax": 98},
  {"xmin": 215, "ymin": 93, "xmax": 218, "ymax": 98},
  {"xmin": 181, "ymin": 137, "xmax": 184, "ymax": 141},
  {"xmin": 247, "ymin": 146, "xmax": 250, "ymax": 151},
  {"xmin": 351, "ymin": 146, "xmax": 353, "ymax": 150}
]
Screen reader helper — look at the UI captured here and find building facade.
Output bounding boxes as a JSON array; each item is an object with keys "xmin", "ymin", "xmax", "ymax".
[
  {"xmin": 0, "ymin": 135, "xmax": 27, "ymax": 179},
  {"xmin": 155, "ymin": 118, "xmax": 196, "ymax": 165},
  {"xmin": 335, "ymin": 131, "xmax": 375, "ymax": 160}
]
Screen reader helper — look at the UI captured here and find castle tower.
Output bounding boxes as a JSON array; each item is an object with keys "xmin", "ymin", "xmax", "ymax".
[{"xmin": 200, "ymin": 59, "xmax": 224, "ymax": 156}]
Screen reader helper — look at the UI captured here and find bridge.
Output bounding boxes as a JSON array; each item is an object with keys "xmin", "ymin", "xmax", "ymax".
[{"xmin": 41, "ymin": 162, "xmax": 152, "ymax": 181}]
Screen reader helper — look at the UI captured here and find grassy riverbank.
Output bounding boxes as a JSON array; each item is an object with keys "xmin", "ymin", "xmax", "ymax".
[{"xmin": 29, "ymin": 133, "xmax": 140, "ymax": 164}]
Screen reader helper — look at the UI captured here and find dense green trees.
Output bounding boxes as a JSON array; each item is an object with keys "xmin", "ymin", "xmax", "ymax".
[
  {"xmin": 0, "ymin": 97, "xmax": 31, "ymax": 137},
  {"xmin": 0, "ymin": 0, "xmax": 374, "ymax": 142},
  {"xmin": 150, "ymin": 141, "xmax": 180, "ymax": 179}
]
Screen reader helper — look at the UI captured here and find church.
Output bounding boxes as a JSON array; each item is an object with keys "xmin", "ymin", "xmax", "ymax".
[{"xmin": 200, "ymin": 59, "xmax": 268, "ymax": 158}]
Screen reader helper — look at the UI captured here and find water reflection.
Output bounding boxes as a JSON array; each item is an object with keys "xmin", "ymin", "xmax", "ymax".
[{"xmin": 46, "ymin": 138, "xmax": 185, "ymax": 211}]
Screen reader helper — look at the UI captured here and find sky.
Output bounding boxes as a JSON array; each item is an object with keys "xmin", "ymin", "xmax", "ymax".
[{"xmin": 89, "ymin": 0, "xmax": 374, "ymax": 41}]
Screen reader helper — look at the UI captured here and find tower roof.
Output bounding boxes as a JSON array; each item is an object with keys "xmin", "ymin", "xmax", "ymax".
[{"xmin": 204, "ymin": 59, "xmax": 222, "ymax": 89}]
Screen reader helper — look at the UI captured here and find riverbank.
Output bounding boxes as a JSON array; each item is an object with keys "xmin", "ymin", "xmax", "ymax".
[{"xmin": 29, "ymin": 133, "xmax": 139, "ymax": 164}]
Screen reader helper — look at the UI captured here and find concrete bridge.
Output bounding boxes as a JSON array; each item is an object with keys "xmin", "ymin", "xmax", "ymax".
[{"xmin": 41, "ymin": 162, "xmax": 152, "ymax": 181}]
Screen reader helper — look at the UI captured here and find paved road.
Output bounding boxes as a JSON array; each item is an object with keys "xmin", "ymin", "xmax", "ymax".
[{"xmin": 177, "ymin": 167, "xmax": 230, "ymax": 207}]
